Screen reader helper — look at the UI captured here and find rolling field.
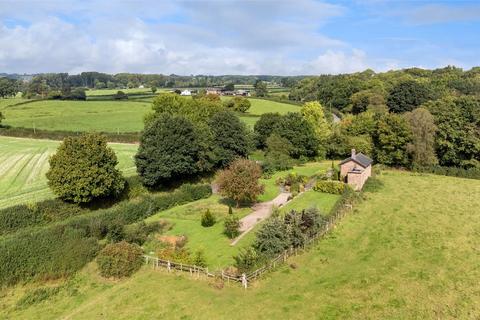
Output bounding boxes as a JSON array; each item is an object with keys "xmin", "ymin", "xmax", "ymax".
[
  {"xmin": 2, "ymin": 170, "xmax": 479, "ymax": 319},
  {"xmin": 2, "ymin": 100, "xmax": 151, "ymax": 132},
  {"xmin": 1, "ymin": 97, "xmax": 300, "ymax": 132},
  {"xmin": 0, "ymin": 136, "xmax": 138, "ymax": 208}
]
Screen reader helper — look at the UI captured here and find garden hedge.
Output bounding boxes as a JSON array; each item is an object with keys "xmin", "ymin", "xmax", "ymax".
[{"xmin": 313, "ymin": 180, "xmax": 350, "ymax": 194}]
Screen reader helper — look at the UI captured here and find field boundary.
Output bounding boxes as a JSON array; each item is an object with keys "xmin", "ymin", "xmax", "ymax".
[{"xmin": 144, "ymin": 190, "xmax": 357, "ymax": 288}]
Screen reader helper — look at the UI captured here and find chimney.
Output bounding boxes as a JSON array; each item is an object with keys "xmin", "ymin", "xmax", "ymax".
[{"xmin": 351, "ymin": 149, "xmax": 356, "ymax": 159}]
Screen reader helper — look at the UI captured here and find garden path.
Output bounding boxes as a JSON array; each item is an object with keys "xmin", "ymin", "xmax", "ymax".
[{"xmin": 230, "ymin": 192, "xmax": 291, "ymax": 246}]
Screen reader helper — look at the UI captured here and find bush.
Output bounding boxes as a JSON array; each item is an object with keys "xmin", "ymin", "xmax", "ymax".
[
  {"xmin": 192, "ymin": 249, "xmax": 207, "ymax": 267},
  {"xmin": 233, "ymin": 247, "xmax": 263, "ymax": 274},
  {"xmin": 124, "ymin": 221, "xmax": 163, "ymax": 245},
  {"xmin": 313, "ymin": 180, "xmax": 350, "ymax": 194},
  {"xmin": 114, "ymin": 91, "xmax": 128, "ymax": 100},
  {"xmin": 106, "ymin": 220, "xmax": 125, "ymax": 243},
  {"xmin": 253, "ymin": 217, "xmax": 290, "ymax": 258},
  {"xmin": 224, "ymin": 215, "xmax": 241, "ymax": 239},
  {"xmin": 201, "ymin": 209, "xmax": 216, "ymax": 227},
  {"xmin": 96, "ymin": 241, "xmax": 143, "ymax": 278}
]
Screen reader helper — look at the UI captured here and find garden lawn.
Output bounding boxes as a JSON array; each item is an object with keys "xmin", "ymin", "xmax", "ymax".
[
  {"xmin": 0, "ymin": 136, "xmax": 137, "ymax": 208},
  {"xmin": 145, "ymin": 195, "xmax": 254, "ymax": 269},
  {"xmin": 280, "ymin": 190, "xmax": 340, "ymax": 215},
  {"xmin": 3, "ymin": 170, "xmax": 480, "ymax": 319},
  {"xmin": 2, "ymin": 100, "xmax": 151, "ymax": 132},
  {"xmin": 258, "ymin": 161, "xmax": 334, "ymax": 202}
]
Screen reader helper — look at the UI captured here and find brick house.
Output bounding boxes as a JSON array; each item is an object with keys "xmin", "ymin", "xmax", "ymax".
[{"xmin": 339, "ymin": 149, "xmax": 373, "ymax": 191}]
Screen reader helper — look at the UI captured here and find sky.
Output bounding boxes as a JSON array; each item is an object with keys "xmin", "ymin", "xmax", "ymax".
[{"xmin": 0, "ymin": 0, "xmax": 479, "ymax": 75}]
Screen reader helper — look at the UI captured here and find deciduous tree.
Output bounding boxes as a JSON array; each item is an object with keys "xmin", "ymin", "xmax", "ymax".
[
  {"xmin": 216, "ymin": 159, "xmax": 264, "ymax": 207},
  {"xmin": 46, "ymin": 133, "xmax": 125, "ymax": 203}
]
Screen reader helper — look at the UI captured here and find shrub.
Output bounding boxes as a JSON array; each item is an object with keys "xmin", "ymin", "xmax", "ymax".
[
  {"xmin": 106, "ymin": 220, "xmax": 125, "ymax": 243},
  {"xmin": 46, "ymin": 133, "xmax": 125, "ymax": 203},
  {"xmin": 192, "ymin": 249, "xmax": 207, "ymax": 267},
  {"xmin": 124, "ymin": 221, "xmax": 163, "ymax": 245},
  {"xmin": 201, "ymin": 209, "xmax": 216, "ymax": 227},
  {"xmin": 224, "ymin": 215, "xmax": 241, "ymax": 239},
  {"xmin": 233, "ymin": 247, "xmax": 263, "ymax": 274},
  {"xmin": 313, "ymin": 180, "xmax": 350, "ymax": 194},
  {"xmin": 114, "ymin": 91, "xmax": 128, "ymax": 100},
  {"xmin": 96, "ymin": 241, "xmax": 143, "ymax": 278},
  {"xmin": 253, "ymin": 217, "xmax": 290, "ymax": 258}
]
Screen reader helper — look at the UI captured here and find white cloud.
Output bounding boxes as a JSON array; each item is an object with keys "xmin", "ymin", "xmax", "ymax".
[{"xmin": 0, "ymin": 0, "xmax": 396, "ymax": 75}]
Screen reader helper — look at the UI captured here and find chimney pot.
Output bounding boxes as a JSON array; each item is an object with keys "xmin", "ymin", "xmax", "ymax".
[{"xmin": 351, "ymin": 149, "xmax": 356, "ymax": 159}]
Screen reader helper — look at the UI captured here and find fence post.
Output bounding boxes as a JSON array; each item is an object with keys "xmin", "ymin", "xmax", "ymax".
[
  {"xmin": 242, "ymin": 273, "xmax": 248, "ymax": 289},
  {"xmin": 167, "ymin": 260, "xmax": 171, "ymax": 272}
]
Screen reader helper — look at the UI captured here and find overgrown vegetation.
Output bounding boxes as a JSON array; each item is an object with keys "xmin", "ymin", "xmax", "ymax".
[{"xmin": 96, "ymin": 241, "xmax": 144, "ymax": 278}]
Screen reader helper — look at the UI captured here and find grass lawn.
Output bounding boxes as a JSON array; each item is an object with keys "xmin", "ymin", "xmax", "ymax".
[
  {"xmin": 280, "ymin": 190, "xmax": 340, "ymax": 215},
  {"xmin": 2, "ymin": 100, "xmax": 151, "ymax": 132},
  {"xmin": 145, "ymin": 195, "xmax": 254, "ymax": 269},
  {"xmin": 258, "ymin": 161, "xmax": 334, "ymax": 202},
  {"xmin": 2, "ymin": 170, "xmax": 480, "ymax": 319},
  {"xmin": 0, "ymin": 136, "xmax": 138, "ymax": 209}
]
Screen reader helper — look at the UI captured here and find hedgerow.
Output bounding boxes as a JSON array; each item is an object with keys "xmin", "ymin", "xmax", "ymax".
[{"xmin": 0, "ymin": 183, "xmax": 211, "ymax": 286}]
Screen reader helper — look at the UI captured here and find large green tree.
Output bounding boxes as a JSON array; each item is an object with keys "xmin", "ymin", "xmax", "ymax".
[
  {"xmin": 253, "ymin": 112, "xmax": 283, "ymax": 149},
  {"xmin": 254, "ymin": 80, "xmax": 268, "ymax": 97},
  {"xmin": 387, "ymin": 80, "xmax": 433, "ymax": 113},
  {"xmin": 208, "ymin": 110, "xmax": 250, "ymax": 167},
  {"xmin": 373, "ymin": 113, "xmax": 413, "ymax": 166},
  {"xmin": 404, "ymin": 108, "xmax": 438, "ymax": 167},
  {"xmin": 135, "ymin": 113, "xmax": 205, "ymax": 187},
  {"xmin": 273, "ymin": 113, "xmax": 320, "ymax": 159},
  {"xmin": 46, "ymin": 133, "xmax": 125, "ymax": 203},
  {"xmin": 425, "ymin": 96, "xmax": 480, "ymax": 167}
]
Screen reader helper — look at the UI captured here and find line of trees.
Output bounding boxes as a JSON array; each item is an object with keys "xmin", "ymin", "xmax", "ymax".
[{"xmin": 289, "ymin": 66, "xmax": 480, "ymax": 169}]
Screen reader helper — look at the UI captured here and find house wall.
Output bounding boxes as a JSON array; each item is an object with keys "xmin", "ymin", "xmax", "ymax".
[
  {"xmin": 346, "ymin": 165, "xmax": 372, "ymax": 191},
  {"xmin": 340, "ymin": 161, "xmax": 357, "ymax": 178}
]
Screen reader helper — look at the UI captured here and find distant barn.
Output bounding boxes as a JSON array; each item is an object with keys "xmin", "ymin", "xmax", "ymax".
[{"xmin": 340, "ymin": 149, "xmax": 372, "ymax": 191}]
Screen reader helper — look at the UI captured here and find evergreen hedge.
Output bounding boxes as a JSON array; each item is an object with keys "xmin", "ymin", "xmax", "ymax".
[
  {"xmin": 313, "ymin": 180, "xmax": 350, "ymax": 194},
  {"xmin": 413, "ymin": 165, "xmax": 480, "ymax": 180}
]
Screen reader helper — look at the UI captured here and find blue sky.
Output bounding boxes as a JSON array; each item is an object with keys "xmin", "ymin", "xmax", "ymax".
[{"xmin": 0, "ymin": 0, "xmax": 479, "ymax": 75}]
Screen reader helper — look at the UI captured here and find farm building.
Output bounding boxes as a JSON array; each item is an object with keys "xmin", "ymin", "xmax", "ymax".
[
  {"xmin": 180, "ymin": 89, "xmax": 192, "ymax": 96},
  {"xmin": 339, "ymin": 149, "xmax": 372, "ymax": 191}
]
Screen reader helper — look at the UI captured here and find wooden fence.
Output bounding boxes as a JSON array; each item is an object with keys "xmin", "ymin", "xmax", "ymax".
[{"xmin": 144, "ymin": 198, "xmax": 355, "ymax": 289}]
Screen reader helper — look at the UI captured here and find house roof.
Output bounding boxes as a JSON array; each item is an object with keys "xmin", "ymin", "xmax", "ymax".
[{"xmin": 340, "ymin": 153, "xmax": 373, "ymax": 168}]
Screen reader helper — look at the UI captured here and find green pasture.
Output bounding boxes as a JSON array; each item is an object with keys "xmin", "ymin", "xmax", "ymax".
[
  {"xmin": 0, "ymin": 136, "xmax": 138, "ymax": 209},
  {"xmin": 3, "ymin": 171, "xmax": 480, "ymax": 319},
  {"xmin": 2, "ymin": 100, "xmax": 151, "ymax": 132},
  {"xmin": 1, "ymin": 96, "xmax": 300, "ymax": 132}
]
